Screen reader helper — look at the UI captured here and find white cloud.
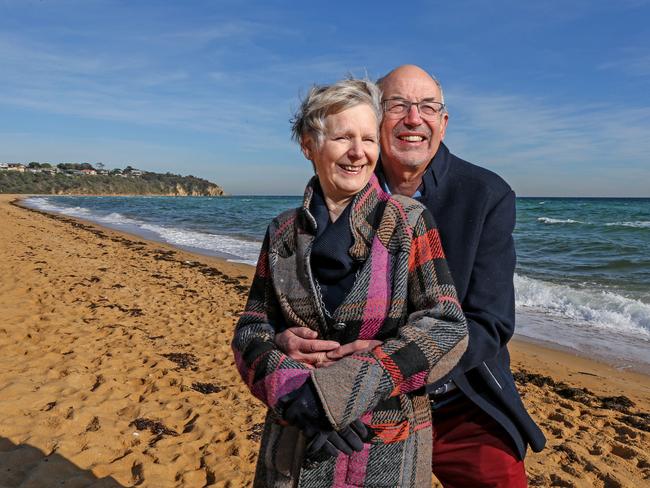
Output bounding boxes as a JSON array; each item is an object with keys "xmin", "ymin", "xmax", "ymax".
[
  {"xmin": 599, "ymin": 53, "xmax": 650, "ymax": 77},
  {"xmin": 157, "ymin": 20, "xmax": 298, "ymax": 46},
  {"xmin": 447, "ymin": 88, "xmax": 650, "ymax": 165},
  {"xmin": 443, "ymin": 88, "xmax": 650, "ymax": 196}
]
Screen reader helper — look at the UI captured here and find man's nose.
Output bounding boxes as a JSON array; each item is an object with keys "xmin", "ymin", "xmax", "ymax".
[{"xmin": 403, "ymin": 104, "xmax": 423, "ymax": 126}]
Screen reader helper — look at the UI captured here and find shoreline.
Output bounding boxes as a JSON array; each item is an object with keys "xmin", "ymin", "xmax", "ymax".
[
  {"xmin": 1, "ymin": 194, "xmax": 649, "ymax": 487},
  {"xmin": 17, "ymin": 194, "xmax": 650, "ymax": 375},
  {"xmin": 19, "ymin": 195, "xmax": 259, "ymax": 265},
  {"xmin": 11, "ymin": 195, "xmax": 254, "ymax": 292},
  {"xmin": 15, "ymin": 196, "xmax": 650, "ymax": 383},
  {"xmin": 513, "ymin": 328, "xmax": 650, "ymax": 376}
]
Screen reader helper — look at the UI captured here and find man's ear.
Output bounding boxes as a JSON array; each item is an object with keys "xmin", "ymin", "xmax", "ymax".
[
  {"xmin": 301, "ymin": 135, "xmax": 314, "ymax": 160},
  {"xmin": 439, "ymin": 113, "xmax": 449, "ymax": 141}
]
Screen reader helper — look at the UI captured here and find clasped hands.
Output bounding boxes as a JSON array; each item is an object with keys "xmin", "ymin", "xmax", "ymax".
[
  {"xmin": 274, "ymin": 326, "xmax": 382, "ymax": 369},
  {"xmin": 275, "ymin": 327, "xmax": 382, "ymax": 460}
]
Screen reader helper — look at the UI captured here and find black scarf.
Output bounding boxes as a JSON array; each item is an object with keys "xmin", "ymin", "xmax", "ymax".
[{"xmin": 309, "ymin": 182, "xmax": 360, "ymax": 315}]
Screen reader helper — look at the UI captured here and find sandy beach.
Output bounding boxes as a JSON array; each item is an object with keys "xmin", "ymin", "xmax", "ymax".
[{"xmin": 1, "ymin": 194, "xmax": 648, "ymax": 488}]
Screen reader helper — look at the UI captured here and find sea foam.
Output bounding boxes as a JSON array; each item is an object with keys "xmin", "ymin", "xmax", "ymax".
[
  {"xmin": 24, "ymin": 197, "xmax": 261, "ymax": 265},
  {"xmin": 514, "ymin": 273, "xmax": 650, "ymax": 338},
  {"xmin": 537, "ymin": 217, "xmax": 650, "ymax": 229},
  {"xmin": 604, "ymin": 221, "xmax": 650, "ymax": 229},
  {"xmin": 537, "ymin": 217, "xmax": 583, "ymax": 224},
  {"xmin": 140, "ymin": 223, "xmax": 260, "ymax": 264},
  {"xmin": 27, "ymin": 197, "xmax": 91, "ymax": 216}
]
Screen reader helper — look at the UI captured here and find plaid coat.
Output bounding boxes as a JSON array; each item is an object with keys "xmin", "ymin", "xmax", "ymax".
[{"xmin": 232, "ymin": 175, "xmax": 468, "ymax": 488}]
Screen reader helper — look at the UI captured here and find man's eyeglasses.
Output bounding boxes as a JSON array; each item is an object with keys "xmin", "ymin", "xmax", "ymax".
[{"xmin": 382, "ymin": 98, "xmax": 446, "ymax": 120}]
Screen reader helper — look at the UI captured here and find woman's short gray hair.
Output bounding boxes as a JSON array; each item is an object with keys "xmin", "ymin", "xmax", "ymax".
[{"xmin": 291, "ymin": 78, "xmax": 382, "ymax": 145}]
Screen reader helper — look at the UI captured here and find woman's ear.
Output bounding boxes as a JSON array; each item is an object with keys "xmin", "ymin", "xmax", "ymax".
[{"xmin": 301, "ymin": 135, "xmax": 314, "ymax": 160}]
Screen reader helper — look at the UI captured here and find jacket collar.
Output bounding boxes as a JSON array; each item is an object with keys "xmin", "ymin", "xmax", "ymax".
[
  {"xmin": 299, "ymin": 173, "xmax": 391, "ymax": 260},
  {"xmin": 376, "ymin": 141, "xmax": 452, "ymax": 193},
  {"xmin": 428, "ymin": 141, "xmax": 451, "ymax": 187}
]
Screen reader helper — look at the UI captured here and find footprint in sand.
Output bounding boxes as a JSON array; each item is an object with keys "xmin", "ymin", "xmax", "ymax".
[{"xmin": 609, "ymin": 442, "xmax": 640, "ymax": 461}]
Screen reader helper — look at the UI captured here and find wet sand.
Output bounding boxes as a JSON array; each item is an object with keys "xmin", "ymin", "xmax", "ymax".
[{"xmin": 0, "ymin": 195, "xmax": 648, "ymax": 487}]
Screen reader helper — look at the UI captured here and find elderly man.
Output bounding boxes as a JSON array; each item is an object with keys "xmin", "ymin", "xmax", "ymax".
[{"xmin": 276, "ymin": 65, "xmax": 545, "ymax": 487}]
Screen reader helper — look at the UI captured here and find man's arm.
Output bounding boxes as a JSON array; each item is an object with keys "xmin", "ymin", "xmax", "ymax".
[{"xmin": 452, "ymin": 188, "xmax": 517, "ymax": 374}]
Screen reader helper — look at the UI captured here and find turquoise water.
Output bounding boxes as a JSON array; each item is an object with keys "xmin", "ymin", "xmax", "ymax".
[
  {"xmin": 25, "ymin": 195, "xmax": 650, "ymax": 370},
  {"xmin": 516, "ymin": 198, "xmax": 649, "ymax": 301}
]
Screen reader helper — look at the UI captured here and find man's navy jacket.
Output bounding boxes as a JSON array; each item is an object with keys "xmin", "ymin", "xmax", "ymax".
[{"xmin": 378, "ymin": 142, "xmax": 546, "ymax": 458}]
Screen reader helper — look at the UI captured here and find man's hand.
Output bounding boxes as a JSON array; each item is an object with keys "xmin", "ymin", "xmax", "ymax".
[
  {"xmin": 275, "ymin": 327, "xmax": 340, "ymax": 368},
  {"xmin": 325, "ymin": 340, "xmax": 382, "ymax": 361}
]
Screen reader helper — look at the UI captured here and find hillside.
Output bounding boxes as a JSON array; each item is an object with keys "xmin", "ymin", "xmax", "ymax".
[{"xmin": 0, "ymin": 171, "xmax": 225, "ymax": 196}]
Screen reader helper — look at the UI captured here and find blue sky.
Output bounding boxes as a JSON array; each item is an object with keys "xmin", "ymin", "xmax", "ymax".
[{"xmin": 1, "ymin": 0, "xmax": 649, "ymax": 196}]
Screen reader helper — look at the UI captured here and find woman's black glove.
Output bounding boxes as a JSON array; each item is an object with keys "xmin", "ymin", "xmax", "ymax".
[
  {"xmin": 278, "ymin": 380, "xmax": 372, "ymax": 461},
  {"xmin": 305, "ymin": 419, "xmax": 371, "ymax": 460},
  {"xmin": 277, "ymin": 379, "xmax": 331, "ymax": 433}
]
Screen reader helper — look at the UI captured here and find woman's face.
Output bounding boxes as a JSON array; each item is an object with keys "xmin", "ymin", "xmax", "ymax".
[{"xmin": 303, "ymin": 104, "xmax": 379, "ymax": 204}]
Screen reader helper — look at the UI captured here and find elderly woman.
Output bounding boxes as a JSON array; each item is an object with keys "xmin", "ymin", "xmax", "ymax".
[{"xmin": 232, "ymin": 78, "xmax": 468, "ymax": 488}]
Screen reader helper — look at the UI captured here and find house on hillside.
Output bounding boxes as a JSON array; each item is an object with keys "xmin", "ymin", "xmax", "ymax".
[
  {"xmin": 6, "ymin": 163, "xmax": 26, "ymax": 172},
  {"xmin": 123, "ymin": 166, "xmax": 144, "ymax": 177},
  {"xmin": 80, "ymin": 168, "xmax": 97, "ymax": 175},
  {"xmin": 0, "ymin": 163, "xmax": 8, "ymax": 170}
]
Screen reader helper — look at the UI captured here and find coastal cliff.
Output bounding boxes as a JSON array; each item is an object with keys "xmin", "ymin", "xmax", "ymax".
[{"xmin": 0, "ymin": 171, "xmax": 225, "ymax": 196}]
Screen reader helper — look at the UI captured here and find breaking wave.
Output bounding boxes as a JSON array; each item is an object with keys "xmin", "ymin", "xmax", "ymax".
[{"xmin": 515, "ymin": 273, "xmax": 650, "ymax": 338}]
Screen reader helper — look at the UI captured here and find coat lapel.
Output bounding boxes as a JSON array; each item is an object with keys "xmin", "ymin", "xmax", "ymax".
[{"xmin": 270, "ymin": 175, "xmax": 393, "ymax": 337}]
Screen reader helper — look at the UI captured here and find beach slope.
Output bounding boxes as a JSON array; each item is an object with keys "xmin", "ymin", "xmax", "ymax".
[{"xmin": 0, "ymin": 195, "xmax": 648, "ymax": 487}]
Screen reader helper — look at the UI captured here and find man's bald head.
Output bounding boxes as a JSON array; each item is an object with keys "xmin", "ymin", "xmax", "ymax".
[{"xmin": 378, "ymin": 65, "xmax": 446, "ymax": 109}]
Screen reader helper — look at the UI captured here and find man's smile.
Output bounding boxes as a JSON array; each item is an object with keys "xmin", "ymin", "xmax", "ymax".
[{"xmin": 398, "ymin": 135, "xmax": 426, "ymax": 142}]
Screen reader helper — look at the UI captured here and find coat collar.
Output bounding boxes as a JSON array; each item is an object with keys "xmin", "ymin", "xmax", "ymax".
[
  {"xmin": 376, "ymin": 141, "xmax": 452, "ymax": 193},
  {"xmin": 428, "ymin": 141, "xmax": 452, "ymax": 187},
  {"xmin": 299, "ymin": 173, "xmax": 391, "ymax": 261}
]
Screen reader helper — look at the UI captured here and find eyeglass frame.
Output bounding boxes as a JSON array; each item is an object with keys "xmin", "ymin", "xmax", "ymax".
[{"xmin": 382, "ymin": 97, "xmax": 446, "ymax": 120}]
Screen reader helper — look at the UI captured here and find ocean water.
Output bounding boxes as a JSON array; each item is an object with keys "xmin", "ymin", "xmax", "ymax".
[
  {"xmin": 513, "ymin": 198, "xmax": 649, "ymax": 370},
  {"xmin": 23, "ymin": 195, "xmax": 650, "ymax": 371}
]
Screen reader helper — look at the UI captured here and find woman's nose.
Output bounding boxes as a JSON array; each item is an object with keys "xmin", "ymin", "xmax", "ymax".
[{"xmin": 348, "ymin": 139, "xmax": 364, "ymax": 159}]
